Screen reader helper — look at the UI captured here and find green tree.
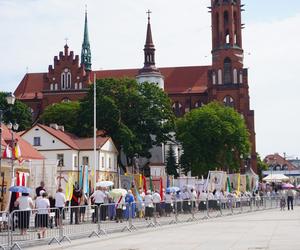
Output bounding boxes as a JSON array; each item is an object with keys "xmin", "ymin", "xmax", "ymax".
[
  {"xmin": 176, "ymin": 101, "xmax": 250, "ymax": 176},
  {"xmin": 78, "ymin": 78, "xmax": 175, "ymax": 164},
  {"xmin": 166, "ymin": 144, "xmax": 179, "ymax": 177},
  {"xmin": 0, "ymin": 92, "xmax": 32, "ymax": 131},
  {"xmin": 257, "ymin": 153, "xmax": 268, "ymax": 180},
  {"xmin": 39, "ymin": 101, "xmax": 80, "ymax": 134}
]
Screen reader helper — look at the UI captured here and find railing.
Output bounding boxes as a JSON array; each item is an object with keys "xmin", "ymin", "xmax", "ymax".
[{"xmin": 0, "ymin": 195, "xmax": 296, "ymax": 250}]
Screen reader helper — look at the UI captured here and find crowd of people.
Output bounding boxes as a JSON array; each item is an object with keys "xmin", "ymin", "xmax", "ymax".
[{"xmin": 6, "ymin": 181, "xmax": 299, "ymax": 238}]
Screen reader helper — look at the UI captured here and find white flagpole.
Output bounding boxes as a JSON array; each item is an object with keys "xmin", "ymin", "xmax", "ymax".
[{"xmin": 93, "ymin": 73, "xmax": 97, "ymax": 190}]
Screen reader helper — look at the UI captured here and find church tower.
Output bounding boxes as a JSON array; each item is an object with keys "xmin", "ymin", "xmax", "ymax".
[
  {"xmin": 81, "ymin": 9, "xmax": 92, "ymax": 73},
  {"xmin": 208, "ymin": 0, "xmax": 257, "ymax": 172},
  {"xmin": 136, "ymin": 10, "xmax": 164, "ymax": 89}
]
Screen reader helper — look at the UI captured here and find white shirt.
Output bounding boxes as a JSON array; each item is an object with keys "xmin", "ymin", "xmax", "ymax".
[
  {"xmin": 182, "ymin": 191, "xmax": 190, "ymax": 200},
  {"xmin": 152, "ymin": 192, "xmax": 161, "ymax": 203},
  {"xmin": 91, "ymin": 190, "xmax": 106, "ymax": 203},
  {"xmin": 16, "ymin": 196, "xmax": 33, "ymax": 210},
  {"xmin": 144, "ymin": 194, "xmax": 153, "ymax": 207},
  {"xmin": 164, "ymin": 193, "xmax": 173, "ymax": 203},
  {"xmin": 35, "ymin": 198, "xmax": 50, "ymax": 214},
  {"xmin": 199, "ymin": 192, "xmax": 207, "ymax": 201},
  {"xmin": 55, "ymin": 192, "xmax": 66, "ymax": 208}
]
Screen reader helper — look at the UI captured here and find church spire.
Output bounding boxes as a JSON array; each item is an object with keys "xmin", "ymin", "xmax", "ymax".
[
  {"xmin": 81, "ymin": 7, "xmax": 92, "ymax": 71},
  {"xmin": 141, "ymin": 10, "xmax": 158, "ymax": 72}
]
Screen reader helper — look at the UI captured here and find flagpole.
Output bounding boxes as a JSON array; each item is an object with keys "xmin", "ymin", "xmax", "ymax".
[{"xmin": 93, "ymin": 73, "xmax": 97, "ymax": 190}]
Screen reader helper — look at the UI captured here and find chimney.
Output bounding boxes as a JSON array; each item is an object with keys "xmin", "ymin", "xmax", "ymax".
[
  {"xmin": 58, "ymin": 125, "xmax": 65, "ymax": 132},
  {"xmin": 49, "ymin": 123, "xmax": 59, "ymax": 130}
]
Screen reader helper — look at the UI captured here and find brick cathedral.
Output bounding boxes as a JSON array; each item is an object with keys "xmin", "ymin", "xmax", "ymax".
[{"xmin": 14, "ymin": 0, "xmax": 257, "ymax": 171}]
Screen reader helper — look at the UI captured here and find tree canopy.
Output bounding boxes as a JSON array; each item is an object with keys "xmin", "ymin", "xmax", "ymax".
[
  {"xmin": 78, "ymin": 78, "xmax": 175, "ymax": 161},
  {"xmin": 39, "ymin": 101, "xmax": 80, "ymax": 134},
  {"xmin": 166, "ymin": 144, "xmax": 179, "ymax": 177},
  {"xmin": 0, "ymin": 92, "xmax": 32, "ymax": 131},
  {"xmin": 176, "ymin": 102, "xmax": 250, "ymax": 176}
]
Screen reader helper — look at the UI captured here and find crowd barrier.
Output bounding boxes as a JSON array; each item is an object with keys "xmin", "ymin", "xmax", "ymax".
[{"xmin": 0, "ymin": 195, "xmax": 297, "ymax": 250}]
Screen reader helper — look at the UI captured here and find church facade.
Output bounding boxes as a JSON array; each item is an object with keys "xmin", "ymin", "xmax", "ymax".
[{"xmin": 14, "ymin": 0, "xmax": 257, "ymax": 171}]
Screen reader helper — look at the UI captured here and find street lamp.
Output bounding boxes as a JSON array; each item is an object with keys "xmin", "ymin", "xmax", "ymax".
[{"xmin": 6, "ymin": 93, "xmax": 18, "ymax": 186}]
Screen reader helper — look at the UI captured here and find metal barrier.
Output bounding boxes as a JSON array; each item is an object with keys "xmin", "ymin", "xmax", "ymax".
[{"xmin": 0, "ymin": 195, "xmax": 292, "ymax": 249}]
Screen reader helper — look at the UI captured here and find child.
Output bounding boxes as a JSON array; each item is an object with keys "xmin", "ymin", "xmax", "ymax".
[{"xmin": 280, "ymin": 196, "xmax": 286, "ymax": 211}]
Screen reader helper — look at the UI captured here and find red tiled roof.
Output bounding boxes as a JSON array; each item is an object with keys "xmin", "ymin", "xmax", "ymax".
[
  {"xmin": 29, "ymin": 124, "xmax": 111, "ymax": 150},
  {"xmin": 1, "ymin": 124, "xmax": 44, "ymax": 160},
  {"xmin": 93, "ymin": 65, "xmax": 210, "ymax": 94},
  {"xmin": 14, "ymin": 73, "xmax": 45, "ymax": 100},
  {"xmin": 14, "ymin": 66, "xmax": 211, "ymax": 100},
  {"xmin": 264, "ymin": 154, "xmax": 297, "ymax": 171}
]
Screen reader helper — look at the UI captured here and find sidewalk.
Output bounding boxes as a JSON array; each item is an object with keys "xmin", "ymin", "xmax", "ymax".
[{"xmin": 28, "ymin": 207, "xmax": 300, "ymax": 250}]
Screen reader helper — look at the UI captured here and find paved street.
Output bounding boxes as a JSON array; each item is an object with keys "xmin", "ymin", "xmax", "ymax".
[{"xmin": 28, "ymin": 207, "xmax": 300, "ymax": 250}]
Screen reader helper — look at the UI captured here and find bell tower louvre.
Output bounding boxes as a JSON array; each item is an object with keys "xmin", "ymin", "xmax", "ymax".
[{"xmin": 14, "ymin": 3, "xmax": 257, "ymax": 172}]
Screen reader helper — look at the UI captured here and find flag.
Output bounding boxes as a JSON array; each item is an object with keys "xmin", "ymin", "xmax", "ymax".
[
  {"xmin": 2, "ymin": 145, "xmax": 12, "ymax": 158},
  {"xmin": 142, "ymin": 175, "xmax": 147, "ymax": 193},
  {"xmin": 139, "ymin": 174, "xmax": 142, "ymax": 189},
  {"xmin": 226, "ymin": 176, "xmax": 231, "ymax": 193},
  {"xmin": 159, "ymin": 177, "xmax": 164, "ymax": 200},
  {"xmin": 149, "ymin": 176, "xmax": 153, "ymax": 192},
  {"xmin": 79, "ymin": 166, "xmax": 83, "ymax": 189},
  {"xmin": 246, "ymin": 175, "xmax": 250, "ymax": 191},
  {"xmin": 166, "ymin": 175, "xmax": 170, "ymax": 188},
  {"xmin": 14, "ymin": 143, "xmax": 22, "ymax": 159}
]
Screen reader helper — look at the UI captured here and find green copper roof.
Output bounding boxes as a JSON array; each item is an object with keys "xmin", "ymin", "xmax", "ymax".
[{"xmin": 81, "ymin": 10, "xmax": 92, "ymax": 71}]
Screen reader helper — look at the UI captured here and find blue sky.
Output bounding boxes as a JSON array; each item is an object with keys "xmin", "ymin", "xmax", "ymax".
[{"xmin": 0, "ymin": 0, "xmax": 300, "ymax": 159}]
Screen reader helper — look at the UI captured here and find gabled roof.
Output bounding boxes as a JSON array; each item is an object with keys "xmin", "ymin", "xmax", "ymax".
[
  {"xmin": 22, "ymin": 124, "xmax": 113, "ymax": 151},
  {"xmin": 1, "ymin": 124, "xmax": 44, "ymax": 160},
  {"xmin": 14, "ymin": 65, "xmax": 211, "ymax": 100},
  {"xmin": 264, "ymin": 153, "xmax": 297, "ymax": 171}
]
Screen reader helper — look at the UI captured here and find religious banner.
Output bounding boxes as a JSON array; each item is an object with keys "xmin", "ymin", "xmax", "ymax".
[
  {"xmin": 206, "ymin": 171, "xmax": 226, "ymax": 192},
  {"xmin": 120, "ymin": 175, "xmax": 132, "ymax": 190}
]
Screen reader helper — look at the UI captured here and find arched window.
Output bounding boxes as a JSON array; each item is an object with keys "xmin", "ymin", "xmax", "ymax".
[
  {"xmin": 74, "ymin": 83, "xmax": 78, "ymax": 89},
  {"xmin": 212, "ymin": 72, "xmax": 217, "ymax": 85},
  {"xmin": 172, "ymin": 101, "xmax": 182, "ymax": 117},
  {"xmin": 195, "ymin": 101, "xmax": 204, "ymax": 108},
  {"xmin": 50, "ymin": 83, "xmax": 54, "ymax": 90},
  {"xmin": 224, "ymin": 57, "xmax": 232, "ymax": 84},
  {"xmin": 239, "ymin": 70, "xmax": 243, "ymax": 84},
  {"xmin": 223, "ymin": 96, "xmax": 234, "ymax": 107},
  {"xmin": 67, "ymin": 72, "xmax": 71, "ymax": 89},
  {"xmin": 218, "ymin": 69, "xmax": 222, "ymax": 85},
  {"xmin": 55, "ymin": 83, "xmax": 58, "ymax": 90},
  {"xmin": 61, "ymin": 98, "xmax": 71, "ymax": 103},
  {"xmin": 61, "ymin": 68, "xmax": 71, "ymax": 90},
  {"xmin": 233, "ymin": 68, "xmax": 238, "ymax": 84},
  {"xmin": 79, "ymin": 82, "xmax": 82, "ymax": 89}
]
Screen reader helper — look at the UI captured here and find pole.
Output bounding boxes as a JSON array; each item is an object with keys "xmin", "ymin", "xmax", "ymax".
[
  {"xmin": 11, "ymin": 129, "xmax": 15, "ymax": 185},
  {"xmin": 0, "ymin": 110, "xmax": 3, "ymax": 208},
  {"xmin": 93, "ymin": 73, "xmax": 97, "ymax": 190}
]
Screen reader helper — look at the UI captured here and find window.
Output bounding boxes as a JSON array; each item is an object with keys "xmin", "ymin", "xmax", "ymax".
[
  {"xmin": 33, "ymin": 137, "xmax": 41, "ymax": 146},
  {"xmin": 57, "ymin": 154, "xmax": 64, "ymax": 167},
  {"xmin": 109, "ymin": 157, "xmax": 111, "ymax": 169},
  {"xmin": 82, "ymin": 156, "xmax": 89, "ymax": 166},
  {"xmin": 212, "ymin": 72, "xmax": 216, "ymax": 85},
  {"xmin": 75, "ymin": 83, "xmax": 78, "ymax": 89},
  {"xmin": 223, "ymin": 96, "xmax": 234, "ymax": 107},
  {"xmin": 61, "ymin": 98, "xmax": 71, "ymax": 103},
  {"xmin": 239, "ymin": 71, "xmax": 243, "ymax": 84},
  {"xmin": 55, "ymin": 84, "xmax": 58, "ymax": 90},
  {"xmin": 172, "ymin": 101, "xmax": 182, "ymax": 117},
  {"xmin": 74, "ymin": 156, "xmax": 78, "ymax": 168},
  {"xmin": 218, "ymin": 69, "xmax": 222, "ymax": 84},
  {"xmin": 50, "ymin": 84, "xmax": 54, "ymax": 90},
  {"xmin": 79, "ymin": 82, "xmax": 82, "ymax": 89},
  {"xmin": 224, "ymin": 58, "xmax": 232, "ymax": 84},
  {"xmin": 233, "ymin": 68, "xmax": 238, "ymax": 84},
  {"xmin": 101, "ymin": 156, "xmax": 105, "ymax": 168},
  {"xmin": 61, "ymin": 68, "xmax": 71, "ymax": 90}
]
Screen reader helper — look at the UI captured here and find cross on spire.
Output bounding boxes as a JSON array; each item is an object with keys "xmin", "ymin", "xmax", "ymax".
[{"xmin": 146, "ymin": 9, "xmax": 151, "ymax": 23}]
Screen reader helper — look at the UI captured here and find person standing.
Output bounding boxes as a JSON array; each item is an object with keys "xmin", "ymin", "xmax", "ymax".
[
  {"xmin": 90, "ymin": 187, "xmax": 107, "ymax": 222},
  {"xmin": 35, "ymin": 181, "xmax": 46, "ymax": 198},
  {"xmin": 125, "ymin": 190, "xmax": 135, "ymax": 220},
  {"xmin": 70, "ymin": 185, "xmax": 80, "ymax": 224},
  {"xmin": 164, "ymin": 190, "xmax": 173, "ymax": 216},
  {"xmin": 14, "ymin": 193, "xmax": 34, "ymax": 235},
  {"xmin": 152, "ymin": 190, "xmax": 162, "ymax": 217},
  {"xmin": 54, "ymin": 188, "xmax": 66, "ymax": 227},
  {"xmin": 144, "ymin": 190, "xmax": 153, "ymax": 220},
  {"xmin": 79, "ymin": 191, "xmax": 88, "ymax": 222},
  {"xmin": 287, "ymin": 188, "xmax": 294, "ymax": 211},
  {"xmin": 35, "ymin": 192, "xmax": 50, "ymax": 239}
]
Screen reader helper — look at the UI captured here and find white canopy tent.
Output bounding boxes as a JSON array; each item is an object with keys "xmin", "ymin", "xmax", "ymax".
[{"xmin": 263, "ymin": 173, "xmax": 289, "ymax": 182}]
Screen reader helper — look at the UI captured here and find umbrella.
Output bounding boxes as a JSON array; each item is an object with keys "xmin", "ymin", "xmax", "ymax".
[
  {"xmin": 9, "ymin": 186, "xmax": 31, "ymax": 193},
  {"xmin": 297, "ymin": 184, "xmax": 300, "ymax": 189},
  {"xmin": 96, "ymin": 181, "xmax": 114, "ymax": 188},
  {"xmin": 109, "ymin": 188, "xmax": 127, "ymax": 198},
  {"xmin": 166, "ymin": 186, "xmax": 180, "ymax": 193},
  {"xmin": 282, "ymin": 183, "xmax": 294, "ymax": 189}
]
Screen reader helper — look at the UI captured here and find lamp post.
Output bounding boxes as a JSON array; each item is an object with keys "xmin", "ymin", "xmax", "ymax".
[{"xmin": 6, "ymin": 92, "xmax": 18, "ymax": 185}]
